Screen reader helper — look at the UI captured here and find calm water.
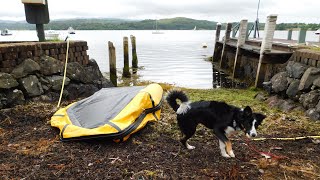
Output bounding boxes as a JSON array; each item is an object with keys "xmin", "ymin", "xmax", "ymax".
[{"xmin": 1, "ymin": 30, "xmax": 319, "ymax": 89}]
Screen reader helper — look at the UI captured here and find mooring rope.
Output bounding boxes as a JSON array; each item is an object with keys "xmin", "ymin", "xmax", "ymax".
[
  {"xmin": 252, "ymin": 135, "xmax": 320, "ymax": 141},
  {"xmin": 57, "ymin": 37, "xmax": 70, "ymax": 108}
]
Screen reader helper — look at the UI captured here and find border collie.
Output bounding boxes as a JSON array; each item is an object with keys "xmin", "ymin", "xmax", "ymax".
[{"xmin": 166, "ymin": 90, "xmax": 266, "ymax": 158}]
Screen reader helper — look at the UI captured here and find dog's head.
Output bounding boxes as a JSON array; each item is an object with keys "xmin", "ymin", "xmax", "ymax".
[{"xmin": 238, "ymin": 106, "xmax": 266, "ymax": 138}]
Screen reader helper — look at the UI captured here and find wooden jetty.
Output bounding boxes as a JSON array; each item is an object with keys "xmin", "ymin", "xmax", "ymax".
[{"xmin": 212, "ymin": 15, "xmax": 313, "ymax": 87}]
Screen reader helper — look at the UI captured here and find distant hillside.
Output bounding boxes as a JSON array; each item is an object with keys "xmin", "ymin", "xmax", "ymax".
[
  {"xmin": 0, "ymin": 17, "xmax": 216, "ymax": 30},
  {"xmin": 0, "ymin": 17, "xmax": 319, "ymax": 30}
]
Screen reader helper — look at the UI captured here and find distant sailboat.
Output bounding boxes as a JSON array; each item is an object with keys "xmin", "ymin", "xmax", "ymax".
[
  {"xmin": 152, "ymin": 20, "xmax": 164, "ymax": 34},
  {"xmin": 193, "ymin": 26, "xmax": 197, "ymax": 30},
  {"xmin": 1, "ymin": 29, "xmax": 12, "ymax": 36},
  {"xmin": 68, "ymin": 27, "xmax": 75, "ymax": 34}
]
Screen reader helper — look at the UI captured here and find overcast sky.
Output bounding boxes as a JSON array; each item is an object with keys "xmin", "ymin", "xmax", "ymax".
[{"xmin": 1, "ymin": 0, "xmax": 319, "ymax": 23}]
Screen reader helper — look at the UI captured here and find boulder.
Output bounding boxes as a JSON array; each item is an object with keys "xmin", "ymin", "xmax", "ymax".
[
  {"xmin": 299, "ymin": 90, "xmax": 320, "ymax": 109},
  {"xmin": 271, "ymin": 72, "xmax": 288, "ymax": 93},
  {"xmin": 7, "ymin": 89, "xmax": 25, "ymax": 106},
  {"xmin": 65, "ymin": 83, "xmax": 99, "ymax": 100},
  {"xmin": 286, "ymin": 61, "xmax": 307, "ymax": 79},
  {"xmin": 266, "ymin": 95, "xmax": 286, "ymax": 108},
  {"xmin": 46, "ymin": 75, "xmax": 70, "ymax": 91},
  {"xmin": 316, "ymin": 101, "xmax": 320, "ymax": 113},
  {"xmin": 84, "ymin": 60, "xmax": 104, "ymax": 83},
  {"xmin": 0, "ymin": 93, "xmax": 7, "ymax": 109},
  {"xmin": 298, "ymin": 67, "xmax": 320, "ymax": 91},
  {"xmin": 39, "ymin": 56, "xmax": 63, "ymax": 75},
  {"xmin": 0, "ymin": 73, "xmax": 19, "ymax": 89},
  {"xmin": 66, "ymin": 62, "xmax": 91, "ymax": 83},
  {"xmin": 254, "ymin": 92, "xmax": 267, "ymax": 101},
  {"xmin": 11, "ymin": 59, "xmax": 40, "ymax": 78},
  {"xmin": 313, "ymin": 77, "xmax": 320, "ymax": 88},
  {"xmin": 306, "ymin": 108, "xmax": 320, "ymax": 121},
  {"xmin": 286, "ymin": 79, "xmax": 300, "ymax": 99},
  {"xmin": 278, "ymin": 100, "xmax": 297, "ymax": 112},
  {"xmin": 19, "ymin": 75, "xmax": 44, "ymax": 97}
]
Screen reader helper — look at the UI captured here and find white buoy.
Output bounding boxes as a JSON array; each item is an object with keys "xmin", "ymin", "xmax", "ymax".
[
  {"xmin": 316, "ymin": 29, "xmax": 320, "ymax": 42},
  {"xmin": 202, "ymin": 43, "xmax": 207, "ymax": 48}
]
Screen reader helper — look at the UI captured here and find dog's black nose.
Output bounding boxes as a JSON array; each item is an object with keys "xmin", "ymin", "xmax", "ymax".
[{"xmin": 251, "ymin": 133, "xmax": 257, "ymax": 137}]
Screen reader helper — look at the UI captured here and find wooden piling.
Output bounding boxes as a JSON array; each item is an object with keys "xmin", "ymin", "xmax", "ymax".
[
  {"xmin": 255, "ymin": 15, "xmax": 277, "ymax": 88},
  {"xmin": 298, "ymin": 29, "xmax": 307, "ymax": 43},
  {"xmin": 219, "ymin": 23, "xmax": 232, "ymax": 68},
  {"xmin": 123, "ymin": 36, "xmax": 130, "ymax": 77},
  {"xmin": 212, "ymin": 23, "xmax": 222, "ymax": 61},
  {"xmin": 232, "ymin": 19, "xmax": 248, "ymax": 80},
  {"xmin": 108, "ymin": 41, "xmax": 117, "ymax": 86},
  {"xmin": 287, "ymin": 29, "xmax": 292, "ymax": 40},
  {"xmin": 130, "ymin": 35, "xmax": 138, "ymax": 73},
  {"xmin": 245, "ymin": 23, "xmax": 251, "ymax": 41}
]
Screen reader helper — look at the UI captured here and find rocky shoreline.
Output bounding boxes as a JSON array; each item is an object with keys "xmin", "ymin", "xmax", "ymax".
[
  {"xmin": 263, "ymin": 60, "xmax": 320, "ymax": 120},
  {"xmin": 0, "ymin": 55, "xmax": 113, "ymax": 109}
]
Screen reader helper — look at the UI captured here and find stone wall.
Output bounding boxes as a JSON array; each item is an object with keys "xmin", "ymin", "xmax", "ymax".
[
  {"xmin": 0, "ymin": 41, "xmax": 89, "ymax": 73},
  {"xmin": 0, "ymin": 41, "xmax": 112, "ymax": 110},
  {"xmin": 265, "ymin": 49, "xmax": 320, "ymax": 120}
]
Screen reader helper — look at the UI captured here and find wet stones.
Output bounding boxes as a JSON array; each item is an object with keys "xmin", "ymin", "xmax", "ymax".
[
  {"xmin": 0, "ymin": 56, "xmax": 113, "ymax": 110},
  {"xmin": 11, "ymin": 59, "xmax": 40, "ymax": 78},
  {"xmin": 286, "ymin": 61, "xmax": 307, "ymax": 79},
  {"xmin": 271, "ymin": 72, "xmax": 288, "ymax": 93},
  {"xmin": 19, "ymin": 75, "xmax": 44, "ymax": 97},
  {"xmin": 266, "ymin": 61, "xmax": 320, "ymax": 120},
  {"xmin": 298, "ymin": 67, "xmax": 320, "ymax": 91},
  {"xmin": 0, "ymin": 73, "xmax": 19, "ymax": 89}
]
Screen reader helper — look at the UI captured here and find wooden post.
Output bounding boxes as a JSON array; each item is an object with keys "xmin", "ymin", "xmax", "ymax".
[
  {"xmin": 298, "ymin": 29, "xmax": 307, "ymax": 43},
  {"xmin": 232, "ymin": 28, "xmax": 237, "ymax": 38},
  {"xmin": 130, "ymin": 35, "xmax": 138, "ymax": 73},
  {"xmin": 219, "ymin": 23, "xmax": 232, "ymax": 68},
  {"xmin": 212, "ymin": 23, "xmax": 222, "ymax": 61},
  {"xmin": 123, "ymin": 36, "xmax": 130, "ymax": 77},
  {"xmin": 287, "ymin": 29, "xmax": 292, "ymax": 40},
  {"xmin": 255, "ymin": 15, "xmax": 277, "ymax": 88},
  {"xmin": 108, "ymin": 41, "xmax": 117, "ymax": 87},
  {"xmin": 232, "ymin": 19, "xmax": 248, "ymax": 80}
]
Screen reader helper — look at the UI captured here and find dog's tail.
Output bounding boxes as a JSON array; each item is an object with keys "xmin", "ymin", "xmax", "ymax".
[{"xmin": 166, "ymin": 90, "xmax": 190, "ymax": 114}]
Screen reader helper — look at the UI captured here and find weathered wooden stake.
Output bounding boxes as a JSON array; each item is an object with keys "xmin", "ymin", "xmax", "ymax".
[
  {"xmin": 232, "ymin": 19, "xmax": 248, "ymax": 80},
  {"xmin": 287, "ymin": 29, "xmax": 292, "ymax": 40},
  {"xmin": 108, "ymin": 41, "xmax": 117, "ymax": 86},
  {"xmin": 255, "ymin": 15, "xmax": 277, "ymax": 88},
  {"xmin": 123, "ymin": 36, "xmax": 130, "ymax": 77},
  {"xmin": 245, "ymin": 23, "xmax": 251, "ymax": 41},
  {"xmin": 219, "ymin": 23, "xmax": 232, "ymax": 68},
  {"xmin": 298, "ymin": 29, "xmax": 307, "ymax": 43},
  {"xmin": 212, "ymin": 23, "xmax": 222, "ymax": 61},
  {"xmin": 130, "ymin": 35, "xmax": 138, "ymax": 73}
]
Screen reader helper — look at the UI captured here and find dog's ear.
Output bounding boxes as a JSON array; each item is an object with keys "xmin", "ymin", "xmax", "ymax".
[
  {"xmin": 243, "ymin": 106, "xmax": 253, "ymax": 117},
  {"xmin": 255, "ymin": 113, "xmax": 266, "ymax": 124}
]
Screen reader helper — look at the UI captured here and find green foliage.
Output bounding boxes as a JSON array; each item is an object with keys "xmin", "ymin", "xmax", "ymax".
[{"xmin": 0, "ymin": 18, "xmax": 319, "ymax": 30}]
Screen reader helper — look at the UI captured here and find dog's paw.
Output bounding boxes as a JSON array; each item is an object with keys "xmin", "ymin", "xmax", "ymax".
[
  {"xmin": 221, "ymin": 153, "xmax": 230, "ymax": 158},
  {"xmin": 186, "ymin": 143, "xmax": 195, "ymax": 150},
  {"xmin": 228, "ymin": 150, "xmax": 235, "ymax": 158}
]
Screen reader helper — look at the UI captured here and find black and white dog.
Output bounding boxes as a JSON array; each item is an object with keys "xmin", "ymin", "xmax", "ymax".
[{"xmin": 166, "ymin": 90, "xmax": 266, "ymax": 158}]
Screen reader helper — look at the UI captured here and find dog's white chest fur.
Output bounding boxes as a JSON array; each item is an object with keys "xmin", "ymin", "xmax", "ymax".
[{"xmin": 225, "ymin": 126, "xmax": 235, "ymax": 135}]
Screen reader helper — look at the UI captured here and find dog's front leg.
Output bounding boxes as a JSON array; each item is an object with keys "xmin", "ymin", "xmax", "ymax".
[
  {"xmin": 214, "ymin": 129, "xmax": 235, "ymax": 158},
  {"xmin": 218, "ymin": 140, "xmax": 230, "ymax": 158},
  {"xmin": 225, "ymin": 140, "xmax": 235, "ymax": 158}
]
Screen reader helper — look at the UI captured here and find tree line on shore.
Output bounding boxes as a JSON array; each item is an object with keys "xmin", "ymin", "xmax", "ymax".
[{"xmin": 0, "ymin": 17, "xmax": 319, "ymax": 31}]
